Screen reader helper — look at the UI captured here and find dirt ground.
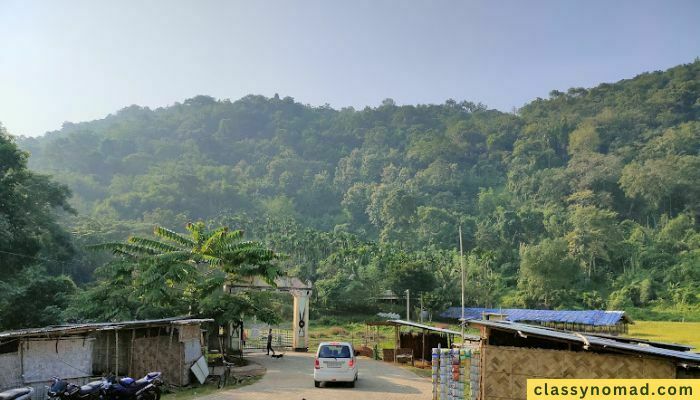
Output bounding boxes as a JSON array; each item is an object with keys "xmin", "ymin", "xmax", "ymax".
[{"xmin": 199, "ymin": 351, "xmax": 432, "ymax": 400}]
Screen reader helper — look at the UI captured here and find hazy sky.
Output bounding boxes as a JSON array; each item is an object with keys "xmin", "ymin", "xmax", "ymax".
[{"xmin": 1, "ymin": 0, "xmax": 699, "ymax": 137}]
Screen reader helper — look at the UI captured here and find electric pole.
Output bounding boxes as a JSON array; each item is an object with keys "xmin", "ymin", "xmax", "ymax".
[
  {"xmin": 405, "ymin": 289, "xmax": 410, "ymax": 321},
  {"xmin": 459, "ymin": 225, "xmax": 465, "ymax": 343},
  {"xmin": 420, "ymin": 293, "xmax": 424, "ymax": 323}
]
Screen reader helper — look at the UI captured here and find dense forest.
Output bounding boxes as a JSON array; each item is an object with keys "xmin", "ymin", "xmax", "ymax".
[{"xmin": 4, "ymin": 60, "xmax": 699, "ymax": 328}]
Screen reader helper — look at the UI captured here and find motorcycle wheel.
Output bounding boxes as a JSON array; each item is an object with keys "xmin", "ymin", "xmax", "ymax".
[{"xmin": 145, "ymin": 388, "xmax": 161, "ymax": 400}]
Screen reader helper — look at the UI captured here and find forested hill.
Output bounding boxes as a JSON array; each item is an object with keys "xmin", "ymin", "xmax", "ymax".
[{"xmin": 17, "ymin": 60, "xmax": 700, "ymax": 315}]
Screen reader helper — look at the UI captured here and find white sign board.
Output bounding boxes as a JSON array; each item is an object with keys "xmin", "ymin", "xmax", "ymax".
[{"xmin": 189, "ymin": 356, "xmax": 209, "ymax": 385}]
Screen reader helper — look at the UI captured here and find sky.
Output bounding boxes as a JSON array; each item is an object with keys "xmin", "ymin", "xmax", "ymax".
[{"xmin": 1, "ymin": 0, "xmax": 699, "ymax": 137}]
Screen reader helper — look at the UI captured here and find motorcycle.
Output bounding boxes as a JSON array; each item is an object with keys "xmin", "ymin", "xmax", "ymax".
[
  {"xmin": 102, "ymin": 372, "xmax": 162, "ymax": 400},
  {"xmin": 47, "ymin": 377, "xmax": 104, "ymax": 400},
  {"xmin": 0, "ymin": 387, "xmax": 34, "ymax": 400}
]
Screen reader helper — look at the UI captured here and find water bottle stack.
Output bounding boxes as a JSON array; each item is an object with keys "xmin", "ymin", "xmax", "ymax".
[
  {"xmin": 432, "ymin": 348, "xmax": 471, "ymax": 399},
  {"xmin": 470, "ymin": 348, "xmax": 480, "ymax": 400},
  {"xmin": 440, "ymin": 348, "xmax": 450, "ymax": 399},
  {"xmin": 431, "ymin": 348, "xmax": 439, "ymax": 400},
  {"xmin": 431, "ymin": 347, "xmax": 440, "ymax": 400}
]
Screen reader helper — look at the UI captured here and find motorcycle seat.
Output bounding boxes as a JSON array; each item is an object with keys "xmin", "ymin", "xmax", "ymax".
[
  {"xmin": 118, "ymin": 377, "xmax": 134, "ymax": 386},
  {"xmin": 134, "ymin": 372, "xmax": 160, "ymax": 387},
  {"xmin": 0, "ymin": 388, "xmax": 32, "ymax": 400},
  {"xmin": 79, "ymin": 382, "xmax": 103, "ymax": 395},
  {"xmin": 134, "ymin": 378, "xmax": 149, "ymax": 387}
]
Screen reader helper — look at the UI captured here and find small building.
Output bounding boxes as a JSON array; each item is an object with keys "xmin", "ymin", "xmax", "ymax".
[
  {"xmin": 0, "ymin": 317, "xmax": 212, "ymax": 399},
  {"xmin": 468, "ymin": 319, "xmax": 700, "ymax": 400},
  {"xmin": 442, "ymin": 307, "xmax": 631, "ymax": 334},
  {"xmin": 374, "ymin": 290, "xmax": 400, "ymax": 302},
  {"xmin": 366, "ymin": 319, "xmax": 480, "ymax": 363}
]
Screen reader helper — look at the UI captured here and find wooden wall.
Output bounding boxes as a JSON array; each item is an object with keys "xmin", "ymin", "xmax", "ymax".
[{"xmin": 480, "ymin": 345, "xmax": 676, "ymax": 400}]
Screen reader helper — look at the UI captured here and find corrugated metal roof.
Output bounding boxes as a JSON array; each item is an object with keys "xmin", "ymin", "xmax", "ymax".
[
  {"xmin": 468, "ymin": 319, "xmax": 700, "ymax": 366},
  {"xmin": 441, "ymin": 307, "xmax": 629, "ymax": 326},
  {"xmin": 387, "ymin": 320, "xmax": 480, "ymax": 341},
  {"xmin": 0, "ymin": 317, "xmax": 213, "ymax": 340},
  {"xmin": 586, "ymin": 332, "xmax": 692, "ymax": 352}
]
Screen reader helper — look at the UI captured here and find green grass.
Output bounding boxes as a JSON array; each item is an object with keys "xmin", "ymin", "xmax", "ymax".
[
  {"xmin": 162, "ymin": 384, "xmax": 222, "ymax": 400},
  {"xmin": 304, "ymin": 319, "xmax": 480, "ymax": 360},
  {"xmin": 307, "ymin": 322, "xmax": 395, "ymax": 350},
  {"xmin": 627, "ymin": 321, "xmax": 700, "ymax": 350},
  {"xmin": 625, "ymin": 305, "xmax": 700, "ymax": 322},
  {"xmin": 400, "ymin": 364, "xmax": 433, "ymax": 378}
]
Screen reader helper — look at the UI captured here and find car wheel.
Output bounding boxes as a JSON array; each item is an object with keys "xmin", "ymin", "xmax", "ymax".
[
  {"xmin": 349, "ymin": 380, "xmax": 355, "ymax": 388},
  {"xmin": 314, "ymin": 381, "xmax": 320, "ymax": 388}
]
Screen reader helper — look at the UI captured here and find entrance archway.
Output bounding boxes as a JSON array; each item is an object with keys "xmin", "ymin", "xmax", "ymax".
[{"xmin": 226, "ymin": 276, "xmax": 313, "ymax": 351}]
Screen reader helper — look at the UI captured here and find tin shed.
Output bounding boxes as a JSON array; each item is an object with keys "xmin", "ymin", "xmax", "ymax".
[{"xmin": 0, "ymin": 317, "xmax": 212, "ymax": 400}]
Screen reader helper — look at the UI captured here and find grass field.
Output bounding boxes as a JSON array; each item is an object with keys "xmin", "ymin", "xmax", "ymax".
[{"xmin": 627, "ymin": 321, "xmax": 700, "ymax": 350}]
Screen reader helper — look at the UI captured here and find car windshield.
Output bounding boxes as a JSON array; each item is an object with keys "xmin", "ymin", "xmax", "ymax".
[{"xmin": 318, "ymin": 344, "xmax": 351, "ymax": 358}]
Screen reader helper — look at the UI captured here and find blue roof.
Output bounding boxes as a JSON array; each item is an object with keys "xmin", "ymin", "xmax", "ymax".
[{"xmin": 440, "ymin": 307, "xmax": 628, "ymax": 326}]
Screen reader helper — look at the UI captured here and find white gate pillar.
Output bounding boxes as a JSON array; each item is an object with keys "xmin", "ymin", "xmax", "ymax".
[{"xmin": 291, "ymin": 289, "xmax": 311, "ymax": 352}]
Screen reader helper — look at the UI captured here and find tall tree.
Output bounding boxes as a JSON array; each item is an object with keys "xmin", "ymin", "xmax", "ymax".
[
  {"xmin": 0, "ymin": 124, "xmax": 77, "ymax": 329},
  {"xmin": 81, "ymin": 222, "xmax": 281, "ymax": 323},
  {"xmin": 518, "ymin": 238, "xmax": 580, "ymax": 308}
]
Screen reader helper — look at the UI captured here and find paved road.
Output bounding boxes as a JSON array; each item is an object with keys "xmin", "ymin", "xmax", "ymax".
[{"xmin": 203, "ymin": 352, "xmax": 432, "ymax": 400}]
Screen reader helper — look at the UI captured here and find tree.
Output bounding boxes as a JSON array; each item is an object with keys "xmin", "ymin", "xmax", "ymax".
[
  {"xmin": 1, "ymin": 126, "xmax": 75, "ymax": 276},
  {"xmin": 620, "ymin": 155, "xmax": 700, "ymax": 217},
  {"xmin": 568, "ymin": 121, "xmax": 601, "ymax": 155},
  {"xmin": 1, "ymin": 269, "xmax": 77, "ymax": 329},
  {"xmin": 81, "ymin": 222, "xmax": 281, "ymax": 323},
  {"xmin": 518, "ymin": 238, "xmax": 579, "ymax": 308},
  {"xmin": 565, "ymin": 205, "xmax": 622, "ymax": 278},
  {"xmin": 385, "ymin": 255, "xmax": 437, "ymax": 299},
  {"xmin": 13, "ymin": 60, "xmax": 700, "ymax": 315},
  {"xmin": 0, "ymin": 124, "xmax": 77, "ymax": 329}
]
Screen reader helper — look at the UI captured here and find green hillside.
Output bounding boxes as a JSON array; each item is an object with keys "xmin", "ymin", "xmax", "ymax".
[{"xmin": 15, "ymin": 60, "xmax": 700, "ymax": 322}]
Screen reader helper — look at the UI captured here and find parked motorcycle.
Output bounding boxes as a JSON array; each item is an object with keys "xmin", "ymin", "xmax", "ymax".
[
  {"xmin": 47, "ymin": 377, "xmax": 104, "ymax": 400},
  {"xmin": 0, "ymin": 387, "xmax": 34, "ymax": 400},
  {"xmin": 102, "ymin": 372, "xmax": 162, "ymax": 400}
]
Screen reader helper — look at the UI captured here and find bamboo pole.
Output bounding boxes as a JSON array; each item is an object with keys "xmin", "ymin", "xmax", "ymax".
[{"xmin": 115, "ymin": 330, "xmax": 119, "ymax": 375}]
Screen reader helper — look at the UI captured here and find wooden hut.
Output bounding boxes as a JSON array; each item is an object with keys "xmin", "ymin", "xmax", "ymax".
[
  {"xmin": 0, "ymin": 317, "xmax": 212, "ymax": 400},
  {"xmin": 467, "ymin": 319, "xmax": 700, "ymax": 400},
  {"xmin": 367, "ymin": 319, "xmax": 479, "ymax": 364}
]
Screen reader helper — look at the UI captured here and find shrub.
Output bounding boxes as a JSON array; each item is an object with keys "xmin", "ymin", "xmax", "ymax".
[{"xmin": 328, "ymin": 326, "xmax": 348, "ymax": 336}]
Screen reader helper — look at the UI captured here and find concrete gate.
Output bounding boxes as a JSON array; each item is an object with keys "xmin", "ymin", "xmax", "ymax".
[{"xmin": 226, "ymin": 276, "xmax": 313, "ymax": 352}]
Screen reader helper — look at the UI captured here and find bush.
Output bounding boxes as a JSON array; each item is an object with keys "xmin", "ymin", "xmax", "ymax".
[{"xmin": 328, "ymin": 326, "xmax": 349, "ymax": 335}]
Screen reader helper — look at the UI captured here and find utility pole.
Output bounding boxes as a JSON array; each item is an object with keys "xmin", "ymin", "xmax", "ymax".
[
  {"xmin": 405, "ymin": 289, "xmax": 410, "ymax": 322},
  {"xmin": 459, "ymin": 225, "xmax": 465, "ymax": 344},
  {"xmin": 420, "ymin": 293, "xmax": 424, "ymax": 323}
]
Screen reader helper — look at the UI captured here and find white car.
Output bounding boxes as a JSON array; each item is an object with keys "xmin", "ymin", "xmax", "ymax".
[{"xmin": 313, "ymin": 341, "xmax": 358, "ymax": 388}]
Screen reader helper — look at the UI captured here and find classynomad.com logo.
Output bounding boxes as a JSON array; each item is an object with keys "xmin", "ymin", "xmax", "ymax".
[{"xmin": 527, "ymin": 379, "xmax": 698, "ymax": 400}]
